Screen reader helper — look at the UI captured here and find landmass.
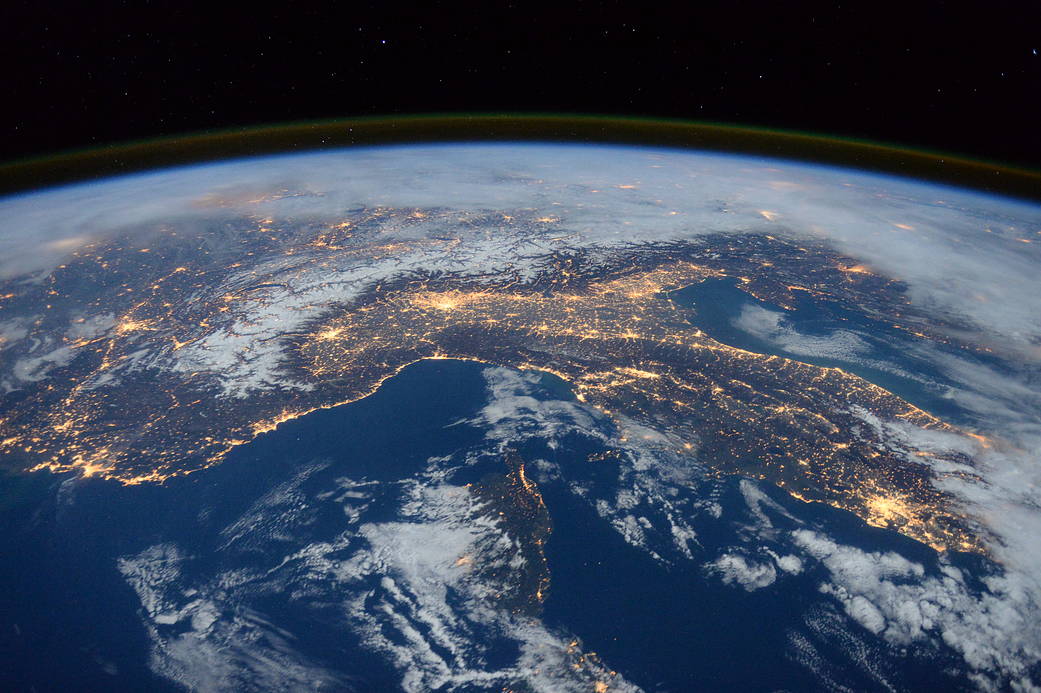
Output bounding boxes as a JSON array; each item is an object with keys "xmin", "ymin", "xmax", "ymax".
[{"xmin": 0, "ymin": 206, "xmax": 992, "ymax": 554}]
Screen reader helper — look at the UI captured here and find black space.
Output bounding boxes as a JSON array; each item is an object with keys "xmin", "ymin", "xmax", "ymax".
[{"xmin": 3, "ymin": 2, "xmax": 1040, "ymax": 170}]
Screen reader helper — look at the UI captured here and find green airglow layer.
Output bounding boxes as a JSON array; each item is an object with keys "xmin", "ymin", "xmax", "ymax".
[{"xmin": 1, "ymin": 113, "xmax": 1039, "ymax": 201}]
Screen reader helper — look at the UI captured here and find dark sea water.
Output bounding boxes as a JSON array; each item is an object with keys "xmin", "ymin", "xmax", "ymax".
[
  {"xmin": 670, "ymin": 278, "xmax": 974, "ymax": 424},
  {"xmin": 0, "ymin": 356, "xmax": 984, "ymax": 691},
  {"xmin": 0, "ymin": 359, "xmax": 491, "ymax": 691},
  {"xmin": 0, "ymin": 469, "xmax": 170, "ymax": 690},
  {"xmin": 537, "ymin": 461, "xmax": 825, "ymax": 692},
  {"xmin": 536, "ymin": 445, "xmax": 974, "ymax": 692}
]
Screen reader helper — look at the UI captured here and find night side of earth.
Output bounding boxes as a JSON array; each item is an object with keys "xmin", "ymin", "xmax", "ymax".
[{"xmin": 1, "ymin": 143, "xmax": 1040, "ymax": 692}]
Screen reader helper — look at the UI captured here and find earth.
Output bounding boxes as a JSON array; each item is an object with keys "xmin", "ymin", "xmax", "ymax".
[{"xmin": 0, "ymin": 142, "xmax": 1039, "ymax": 692}]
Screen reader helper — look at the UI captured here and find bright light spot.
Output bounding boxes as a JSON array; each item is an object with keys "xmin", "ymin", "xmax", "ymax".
[{"xmin": 317, "ymin": 327, "xmax": 345, "ymax": 341}]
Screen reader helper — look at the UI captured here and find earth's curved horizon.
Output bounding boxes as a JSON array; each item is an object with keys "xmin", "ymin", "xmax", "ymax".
[
  {"xmin": 4, "ymin": 116, "xmax": 1041, "ymax": 202},
  {"xmin": 1, "ymin": 141, "xmax": 1039, "ymax": 691}
]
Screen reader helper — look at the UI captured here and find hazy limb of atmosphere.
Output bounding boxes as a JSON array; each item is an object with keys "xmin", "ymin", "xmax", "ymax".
[{"xmin": 3, "ymin": 144, "xmax": 1039, "ymax": 347}]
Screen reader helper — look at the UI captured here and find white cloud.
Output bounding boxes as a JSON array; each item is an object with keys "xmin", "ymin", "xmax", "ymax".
[
  {"xmin": 304, "ymin": 478, "xmax": 640, "ymax": 692},
  {"xmin": 119, "ymin": 544, "xmax": 348, "ymax": 692},
  {"xmin": 733, "ymin": 304, "xmax": 871, "ymax": 362},
  {"xmin": 475, "ymin": 367, "xmax": 610, "ymax": 445},
  {"xmin": 119, "ymin": 451, "xmax": 639, "ymax": 693},
  {"xmin": 791, "ymin": 529, "xmax": 1041, "ymax": 690},
  {"xmin": 774, "ymin": 553, "xmax": 804, "ymax": 575},
  {"xmin": 795, "ymin": 604, "xmax": 904, "ymax": 693},
  {"xmin": 707, "ymin": 552, "xmax": 778, "ymax": 591},
  {"xmin": 12, "ymin": 344, "xmax": 74, "ymax": 383},
  {"xmin": 4, "ymin": 143, "xmax": 1038, "ymax": 349},
  {"xmin": 0, "ymin": 318, "xmax": 29, "ymax": 349}
]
